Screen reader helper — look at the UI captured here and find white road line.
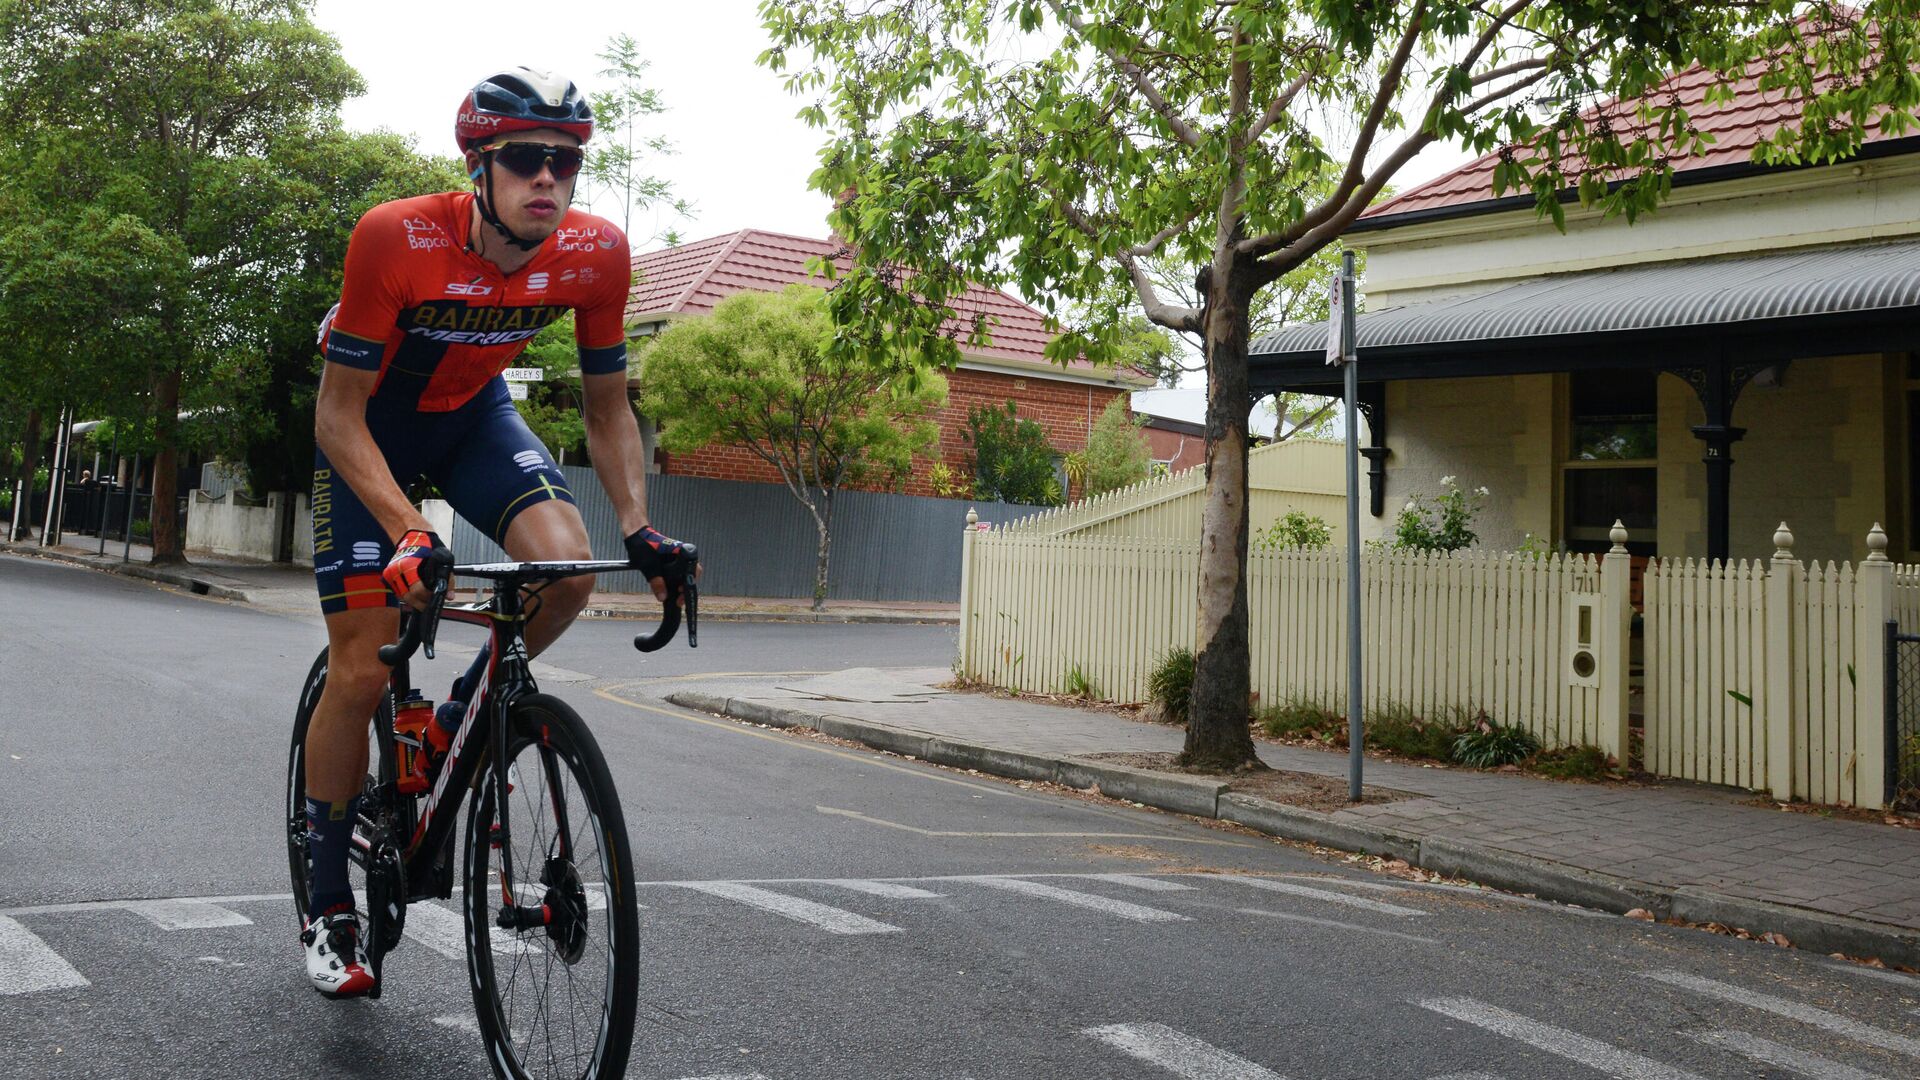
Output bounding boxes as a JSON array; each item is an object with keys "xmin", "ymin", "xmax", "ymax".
[
  {"xmin": 431, "ymin": 1014, "xmax": 480, "ymax": 1035},
  {"xmin": 819, "ymin": 879, "xmax": 944, "ymax": 899},
  {"xmin": 402, "ymin": 901, "xmax": 519, "ymax": 959},
  {"xmin": 1206, "ymin": 876, "xmax": 1427, "ymax": 917},
  {"xmin": 672, "ymin": 1074, "xmax": 772, "ymax": 1080},
  {"xmin": 1415, "ymin": 997, "xmax": 1709, "ymax": 1080},
  {"xmin": 670, "ymin": 882, "xmax": 902, "ymax": 935},
  {"xmin": 1646, "ymin": 970, "xmax": 1920, "ymax": 1058},
  {"xmin": 1082, "ymin": 1022, "xmax": 1287, "ymax": 1080},
  {"xmin": 1237, "ymin": 908, "xmax": 1440, "ymax": 945},
  {"xmin": 1687, "ymin": 1029, "xmax": 1891, "ymax": 1080},
  {"xmin": 1082, "ymin": 874, "xmax": 1198, "ymax": 892},
  {"xmin": 1269, "ymin": 874, "xmax": 1413, "ymax": 894},
  {"xmin": 0, "ymin": 915, "xmax": 88, "ymax": 996},
  {"xmin": 0, "ymin": 892, "xmax": 292, "ymax": 917},
  {"xmin": 122, "ymin": 899, "xmax": 253, "ymax": 930},
  {"xmin": 1428, "ymin": 1073, "xmax": 1502, "ymax": 1080},
  {"xmin": 1404, "ymin": 882, "xmax": 1616, "ymax": 918},
  {"xmin": 954, "ymin": 877, "xmax": 1189, "ymax": 923},
  {"xmin": 1824, "ymin": 962, "xmax": 1920, "ymax": 988}
]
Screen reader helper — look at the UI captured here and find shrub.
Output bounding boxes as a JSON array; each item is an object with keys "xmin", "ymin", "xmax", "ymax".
[
  {"xmin": 1062, "ymin": 664, "xmax": 1098, "ymax": 699},
  {"xmin": 1256, "ymin": 698, "xmax": 1340, "ymax": 740},
  {"xmin": 1452, "ymin": 718, "xmax": 1541, "ymax": 767},
  {"xmin": 1253, "ymin": 510, "xmax": 1334, "ymax": 552},
  {"xmin": 1393, "ymin": 476, "xmax": 1486, "ymax": 553},
  {"xmin": 965, "ymin": 401, "xmax": 1061, "ymax": 506},
  {"xmin": 1081, "ymin": 397, "xmax": 1152, "ymax": 497},
  {"xmin": 1530, "ymin": 744, "xmax": 1613, "ymax": 780},
  {"xmin": 1146, "ymin": 647, "xmax": 1195, "ymax": 724},
  {"xmin": 1371, "ymin": 704, "xmax": 1470, "ymax": 760}
]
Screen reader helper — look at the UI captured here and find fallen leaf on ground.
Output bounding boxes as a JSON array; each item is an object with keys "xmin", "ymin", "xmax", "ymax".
[{"xmin": 1625, "ymin": 908, "xmax": 1655, "ymax": 921}]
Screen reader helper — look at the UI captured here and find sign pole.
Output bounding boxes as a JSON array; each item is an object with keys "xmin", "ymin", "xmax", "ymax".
[{"xmin": 1332, "ymin": 250, "xmax": 1365, "ymax": 802}]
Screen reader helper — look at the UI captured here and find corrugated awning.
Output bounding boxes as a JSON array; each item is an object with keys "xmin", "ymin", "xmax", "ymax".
[{"xmin": 1248, "ymin": 238, "xmax": 1920, "ymax": 389}]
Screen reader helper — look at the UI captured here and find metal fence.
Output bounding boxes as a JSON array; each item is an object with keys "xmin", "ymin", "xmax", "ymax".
[
  {"xmin": 449, "ymin": 466, "xmax": 1041, "ymax": 601},
  {"xmin": 1889, "ymin": 623, "xmax": 1920, "ymax": 809}
]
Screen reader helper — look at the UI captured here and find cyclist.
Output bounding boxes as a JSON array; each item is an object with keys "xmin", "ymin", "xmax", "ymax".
[{"xmin": 301, "ymin": 67, "xmax": 693, "ymax": 997}]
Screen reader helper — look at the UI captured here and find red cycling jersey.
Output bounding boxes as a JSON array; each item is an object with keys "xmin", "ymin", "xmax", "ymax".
[{"xmin": 322, "ymin": 191, "xmax": 630, "ymax": 412}]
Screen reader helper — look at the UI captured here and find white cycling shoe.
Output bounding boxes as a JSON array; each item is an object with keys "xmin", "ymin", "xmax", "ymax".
[{"xmin": 302, "ymin": 911, "xmax": 377, "ymax": 998}]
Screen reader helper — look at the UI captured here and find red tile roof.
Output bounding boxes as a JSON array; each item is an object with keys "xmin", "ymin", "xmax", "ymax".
[
  {"xmin": 627, "ymin": 228, "xmax": 1116, "ymax": 374},
  {"xmin": 1361, "ymin": 52, "xmax": 1915, "ymax": 225}
]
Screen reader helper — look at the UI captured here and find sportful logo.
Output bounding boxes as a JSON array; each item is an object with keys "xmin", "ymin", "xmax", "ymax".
[
  {"xmin": 512, "ymin": 450, "xmax": 546, "ymax": 473},
  {"xmin": 352, "ymin": 541, "xmax": 383, "ymax": 563},
  {"xmin": 525, "ymin": 272, "xmax": 549, "ymax": 292}
]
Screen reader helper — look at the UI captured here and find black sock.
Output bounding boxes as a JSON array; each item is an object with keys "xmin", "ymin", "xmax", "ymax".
[
  {"xmin": 449, "ymin": 641, "xmax": 492, "ymax": 704},
  {"xmin": 305, "ymin": 795, "xmax": 359, "ymax": 921}
]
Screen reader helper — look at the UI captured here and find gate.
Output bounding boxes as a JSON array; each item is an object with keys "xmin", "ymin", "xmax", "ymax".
[{"xmin": 1888, "ymin": 621, "xmax": 1920, "ymax": 808}]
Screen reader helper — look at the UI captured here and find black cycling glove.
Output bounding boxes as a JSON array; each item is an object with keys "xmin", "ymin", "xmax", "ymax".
[{"xmin": 624, "ymin": 524, "xmax": 694, "ymax": 581}]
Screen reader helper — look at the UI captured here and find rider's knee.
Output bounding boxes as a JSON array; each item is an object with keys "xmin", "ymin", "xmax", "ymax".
[
  {"xmin": 323, "ymin": 651, "xmax": 393, "ymax": 708},
  {"xmin": 542, "ymin": 572, "xmax": 593, "ymax": 616}
]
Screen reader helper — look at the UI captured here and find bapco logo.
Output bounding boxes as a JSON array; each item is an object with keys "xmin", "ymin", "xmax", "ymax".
[
  {"xmin": 403, "ymin": 215, "xmax": 450, "ymax": 252},
  {"xmin": 512, "ymin": 450, "xmax": 546, "ymax": 473},
  {"xmin": 352, "ymin": 541, "xmax": 383, "ymax": 563}
]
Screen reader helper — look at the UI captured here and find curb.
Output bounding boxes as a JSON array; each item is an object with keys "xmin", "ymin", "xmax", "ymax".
[
  {"xmin": 1, "ymin": 543, "xmax": 251, "ymax": 602},
  {"xmin": 664, "ymin": 687, "xmax": 1920, "ymax": 968},
  {"xmin": 581, "ymin": 606, "xmax": 956, "ymax": 625}
]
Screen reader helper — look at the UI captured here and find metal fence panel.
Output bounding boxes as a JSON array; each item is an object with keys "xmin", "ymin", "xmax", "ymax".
[{"xmin": 449, "ymin": 467, "xmax": 1038, "ymax": 601}]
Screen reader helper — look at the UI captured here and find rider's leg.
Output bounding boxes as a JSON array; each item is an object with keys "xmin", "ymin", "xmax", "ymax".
[
  {"xmin": 501, "ymin": 497, "xmax": 595, "ymax": 658},
  {"xmin": 304, "ymin": 607, "xmax": 399, "ymax": 916}
]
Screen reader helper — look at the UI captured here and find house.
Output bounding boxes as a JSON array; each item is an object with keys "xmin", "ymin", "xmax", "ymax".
[
  {"xmin": 624, "ymin": 229, "xmax": 1154, "ymax": 497},
  {"xmin": 1247, "ymin": 59, "xmax": 1920, "ymax": 567}
]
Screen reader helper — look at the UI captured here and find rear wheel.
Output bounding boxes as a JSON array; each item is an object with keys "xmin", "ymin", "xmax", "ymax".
[{"xmin": 463, "ymin": 694, "xmax": 639, "ymax": 1080}]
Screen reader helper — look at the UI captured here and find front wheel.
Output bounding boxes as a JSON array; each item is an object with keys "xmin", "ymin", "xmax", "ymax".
[{"xmin": 463, "ymin": 694, "xmax": 640, "ymax": 1080}]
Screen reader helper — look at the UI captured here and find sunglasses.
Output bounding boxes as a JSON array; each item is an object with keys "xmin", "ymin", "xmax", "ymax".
[{"xmin": 482, "ymin": 141, "xmax": 585, "ymax": 181}]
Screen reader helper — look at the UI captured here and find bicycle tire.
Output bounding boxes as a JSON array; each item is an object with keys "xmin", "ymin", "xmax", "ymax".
[
  {"xmin": 463, "ymin": 693, "xmax": 640, "ymax": 1080},
  {"xmin": 285, "ymin": 647, "xmax": 396, "ymax": 928}
]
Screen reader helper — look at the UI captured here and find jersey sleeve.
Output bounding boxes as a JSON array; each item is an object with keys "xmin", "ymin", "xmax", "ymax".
[
  {"xmin": 574, "ymin": 225, "xmax": 632, "ymax": 376},
  {"xmin": 324, "ymin": 204, "xmax": 411, "ymax": 370}
]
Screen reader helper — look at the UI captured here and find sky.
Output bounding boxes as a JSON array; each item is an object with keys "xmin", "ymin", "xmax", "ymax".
[{"xmin": 311, "ymin": 0, "xmax": 1474, "ymax": 413}]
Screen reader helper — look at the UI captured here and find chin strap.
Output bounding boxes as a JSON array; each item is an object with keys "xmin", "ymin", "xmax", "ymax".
[{"xmin": 472, "ymin": 154, "xmax": 546, "ymax": 252}]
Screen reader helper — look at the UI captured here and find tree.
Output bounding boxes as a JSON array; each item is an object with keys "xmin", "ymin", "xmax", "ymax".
[
  {"xmin": 512, "ymin": 313, "xmax": 589, "ymax": 461},
  {"xmin": 584, "ymin": 33, "xmax": 692, "ymax": 245},
  {"xmin": 964, "ymin": 402, "xmax": 1062, "ymax": 506},
  {"xmin": 0, "ymin": 0, "xmax": 362, "ymax": 562},
  {"xmin": 759, "ymin": 0, "xmax": 1915, "ymax": 769},
  {"xmin": 640, "ymin": 284, "xmax": 945, "ymax": 610},
  {"xmin": 1080, "ymin": 397, "xmax": 1151, "ymax": 497}
]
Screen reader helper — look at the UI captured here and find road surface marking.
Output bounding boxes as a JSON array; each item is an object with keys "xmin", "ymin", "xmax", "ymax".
[
  {"xmin": 0, "ymin": 915, "xmax": 88, "ymax": 996},
  {"xmin": 1428, "ymin": 1073, "xmax": 1502, "ymax": 1080},
  {"xmin": 1237, "ymin": 908, "xmax": 1440, "ymax": 945},
  {"xmin": 0, "ymin": 892, "xmax": 293, "ymax": 917},
  {"xmin": 1823, "ymin": 962, "xmax": 1920, "ymax": 987},
  {"xmin": 432, "ymin": 1014, "xmax": 480, "ymax": 1035},
  {"xmin": 1687, "ymin": 1029, "xmax": 1890, "ymax": 1080},
  {"xmin": 955, "ymin": 877, "xmax": 1190, "ymax": 923},
  {"xmin": 1645, "ymin": 970, "xmax": 1920, "ymax": 1058},
  {"xmin": 671, "ymin": 1074, "xmax": 772, "ymax": 1080},
  {"xmin": 1404, "ymin": 881, "xmax": 1615, "ymax": 917},
  {"xmin": 402, "ymin": 901, "xmax": 516, "ymax": 959},
  {"xmin": 670, "ymin": 882, "xmax": 902, "ymax": 935},
  {"xmin": 1267, "ymin": 874, "xmax": 1411, "ymax": 894},
  {"xmin": 1084, "ymin": 874, "xmax": 1199, "ymax": 892},
  {"xmin": 123, "ymin": 899, "xmax": 252, "ymax": 930},
  {"xmin": 1204, "ymin": 876, "xmax": 1427, "ymax": 916},
  {"xmin": 1415, "ymin": 997, "xmax": 1709, "ymax": 1080},
  {"xmin": 820, "ymin": 879, "xmax": 944, "ymax": 899},
  {"xmin": 1082, "ymin": 1022, "xmax": 1287, "ymax": 1079},
  {"xmin": 815, "ymin": 805, "xmax": 1248, "ymax": 846}
]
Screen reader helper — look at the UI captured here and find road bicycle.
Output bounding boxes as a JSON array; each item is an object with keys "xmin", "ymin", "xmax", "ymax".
[{"xmin": 287, "ymin": 550, "xmax": 697, "ymax": 1079}]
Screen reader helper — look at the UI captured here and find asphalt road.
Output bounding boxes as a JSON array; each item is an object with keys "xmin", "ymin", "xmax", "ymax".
[{"xmin": 3, "ymin": 552, "xmax": 1918, "ymax": 1080}]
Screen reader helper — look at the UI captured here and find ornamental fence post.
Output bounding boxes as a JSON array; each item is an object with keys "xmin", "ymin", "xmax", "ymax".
[
  {"xmin": 1764, "ymin": 522, "xmax": 1799, "ymax": 800},
  {"xmin": 956, "ymin": 507, "xmax": 979, "ymax": 679},
  {"xmin": 1598, "ymin": 520, "xmax": 1633, "ymax": 765},
  {"xmin": 1853, "ymin": 524, "xmax": 1893, "ymax": 810}
]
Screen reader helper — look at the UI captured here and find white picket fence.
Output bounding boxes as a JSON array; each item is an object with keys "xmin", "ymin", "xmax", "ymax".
[
  {"xmin": 957, "ymin": 520, "xmax": 1633, "ymax": 760},
  {"xmin": 957, "ymin": 516, "xmax": 1899, "ymax": 809}
]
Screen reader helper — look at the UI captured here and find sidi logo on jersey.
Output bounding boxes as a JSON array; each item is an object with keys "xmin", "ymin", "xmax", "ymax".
[{"xmin": 446, "ymin": 281, "xmax": 494, "ymax": 296}]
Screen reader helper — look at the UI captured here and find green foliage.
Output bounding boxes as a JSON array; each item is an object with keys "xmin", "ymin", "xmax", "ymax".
[
  {"xmin": 511, "ymin": 314, "xmax": 589, "ymax": 460},
  {"xmin": 583, "ymin": 32, "xmax": 690, "ymax": 243},
  {"xmin": 1393, "ymin": 477, "xmax": 1487, "ymax": 554},
  {"xmin": 1530, "ymin": 745, "xmax": 1616, "ymax": 781},
  {"xmin": 927, "ymin": 461, "xmax": 974, "ymax": 499},
  {"xmin": 1253, "ymin": 511, "xmax": 1333, "ymax": 552},
  {"xmin": 965, "ymin": 401, "xmax": 1060, "ymax": 506},
  {"xmin": 1062, "ymin": 664, "xmax": 1098, "ymax": 699},
  {"xmin": 1081, "ymin": 398, "xmax": 1151, "ymax": 497},
  {"xmin": 1146, "ymin": 647, "xmax": 1195, "ymax": 725},
  {"xmin": 641, "ymin": 283, "xmax": 945, "ymax": 608},
  {"xmin": 1256, "ymin": 699, "xmax": 1339, "ymax": 740},
  {"xmin": 1453, "ymin": 719, "xmax": 1543, "ymax": 768}
]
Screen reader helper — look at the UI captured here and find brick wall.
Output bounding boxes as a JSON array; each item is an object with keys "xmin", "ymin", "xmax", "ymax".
[{"xmin": 658, "ymin": 367, "xmax": 1129, "ymax": 498}]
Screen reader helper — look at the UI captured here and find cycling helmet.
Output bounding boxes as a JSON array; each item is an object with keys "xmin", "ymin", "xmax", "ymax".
[
  {"xmin": 455, "ymin": 67, "xmax": 593, "ymax": 151},
  {"xmin": 457, "ymin": 67, "xmax": 593, "ymax": 251}
]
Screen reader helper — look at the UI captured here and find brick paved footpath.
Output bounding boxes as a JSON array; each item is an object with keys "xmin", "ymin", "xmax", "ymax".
[{"xmin": 659, "ymin": 666, "xmax": 1920, "ymax": 942}]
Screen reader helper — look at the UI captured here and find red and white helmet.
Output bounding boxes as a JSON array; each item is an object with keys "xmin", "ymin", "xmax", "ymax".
[{"xmin": 455, "ymin": 67, "xmax": 593, "ymax": 151}]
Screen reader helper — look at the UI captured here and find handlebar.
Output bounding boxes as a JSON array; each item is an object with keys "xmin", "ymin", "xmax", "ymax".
[
  {"xmin": 634, "ymin": 544, "xmax": 699, "ymax": 652},
  {"xmin": 378, "ymin": 575, "xmax": 449, "ymax": 667}
]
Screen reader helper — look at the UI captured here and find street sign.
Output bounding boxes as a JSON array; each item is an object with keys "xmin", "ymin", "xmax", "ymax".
[
  {"xmin": 1325, "ymin": 277, "xmax": 1346, "ymax": 366},
  {"xmin": 501, "ymin": 367, "xmax": 542, "ymax": 381},
  {"xmin": 506, "ymin": 382, "xmax": 529, "ymax": 401}
]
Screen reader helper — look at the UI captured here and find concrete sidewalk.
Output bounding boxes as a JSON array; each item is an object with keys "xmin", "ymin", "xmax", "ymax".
[
  {"xmin": 653, "ymin": 666, "xmax": 1920, "ymax": 969},
  {"xmin": 0, "ymin": 537, "xmax": 957, "ymax": 624}
]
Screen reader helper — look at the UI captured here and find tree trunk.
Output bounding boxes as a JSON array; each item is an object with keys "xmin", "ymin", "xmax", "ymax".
[
  {"xmin": 811, "ymin": 488, "xmax": 835, "ymax": 613},
  {"xmin": 9, "ymin": 408, "xmax": 42, "ymax": 541},
  {"xmin": 1181, "ymin": 266, "xmax": 1258, "ymax": 771},
  {"xmin": 149, "ymin": 366, "xmax": 185, "ymax": 564}
]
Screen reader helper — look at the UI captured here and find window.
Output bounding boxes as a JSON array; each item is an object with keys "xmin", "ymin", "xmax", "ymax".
[{"xmin": 1563, "ymin": 370, "xmax": 1656, "ymax": 555}]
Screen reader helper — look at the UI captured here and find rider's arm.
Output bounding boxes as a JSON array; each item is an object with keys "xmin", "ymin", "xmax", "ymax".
[
  {"xmin": 315, "ymin": 363, "xmax": 433, "ymax": 543},
  {"xmin": 580, "ymin": 369, "xmax": 650, "ymax": 536}
]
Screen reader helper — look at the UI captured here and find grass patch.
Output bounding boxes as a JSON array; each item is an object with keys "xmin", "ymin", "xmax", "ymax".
[
  {"xmin": 1371, "ymin": 704, "xmax": 1469, "ymax": 760},
  {"xmin": 1529, "ymin": 744, "xmax": 1615, "ymax": 780},
  {"xmin": 1255, "ymin": 698, "xmax": 1340, "ymax": 740},
  {"xmin": 1452, "ymin": 719, "xmax": 1541, "ymax": 767},
  {"xmin": 1146, "ymin": 647, "xmax": 1194, "ymax": 725}
]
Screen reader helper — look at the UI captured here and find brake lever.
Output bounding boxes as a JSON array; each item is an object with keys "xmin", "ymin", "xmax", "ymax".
[
  {"xmin": 421, "ymin": 578, "xmax": 449, "ymax": 660},
  {"xmin": 684, "ymin": 576, "xmax": 699, "ymax": 648}
]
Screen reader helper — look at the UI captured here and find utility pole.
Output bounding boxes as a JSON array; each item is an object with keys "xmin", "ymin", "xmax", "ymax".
[{"xmin": 1328, "ymin": 251, "xmax": 1364, "ymax": 802}]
